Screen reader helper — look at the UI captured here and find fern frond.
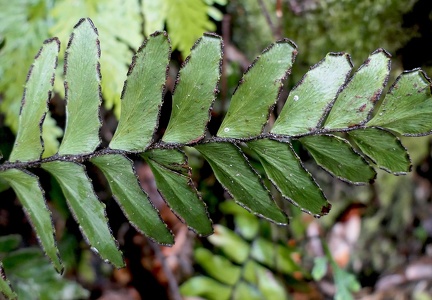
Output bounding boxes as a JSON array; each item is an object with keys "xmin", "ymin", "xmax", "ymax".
[{"xmin": 0, "ymin": 18, "xmax": 432, "ymax": 297}]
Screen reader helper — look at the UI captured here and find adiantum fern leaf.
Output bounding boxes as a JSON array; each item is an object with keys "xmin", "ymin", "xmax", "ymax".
[{"xmin": 0, "ymin": 18, "xmax": 432, "ymax": 297}]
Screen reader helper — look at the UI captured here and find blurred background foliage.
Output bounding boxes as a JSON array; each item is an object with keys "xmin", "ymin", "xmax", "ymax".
[{"xmin": 1, "ymin": 0, "xmax": 432, "ymax": 299}]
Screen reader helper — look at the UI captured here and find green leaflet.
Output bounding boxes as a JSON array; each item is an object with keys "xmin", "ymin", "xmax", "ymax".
[
  {"xmin": 90, "ymin": 154, "xmax": 173, "ymax": 245},
  {"xmin": 194, "ymin": 248, "xmax": 241, "ymax": 285},
  {"xmin": 232, "ymin": 282, "xmax": 261, "ymax": 300},
  {"xmin": 324, "ymin": 49, "xmax": 391, "ymax": 129},
  {"xmin": 142, "ymin": 0, "xmax": 166, "ymax": 36},
  {"xmin": 0, "ymin": 262, "xmax": 16, "ymax": 299},
  {"xmin": 42, "ymin": 161, "xmax": 124, "ymax": 268},
  {"xmin": 312, "ymin": 257, "xmax": 328, "ymax": 281},
  {"xmin": 0, "ymin": 0, "xmax": 63, "ymax": 157},
  {"xmin": 2, "ymin": 248, "xmax": 89, "ymax": 300},
  {"xmin": 208, "ymin": 225, "xmax": 250, "ymax": 264},
  {"xmin": 247, "ymin": 139, "xmax": 330, "ymax": 216},
  {"xmin": 271, "ymin": 53, "xmax": 352, "ymax": 136},
  {"xmin": 218, "ymin": 39, "xmax": 297, "ymax": 138},
  {"xmin": 348, "ymin": 128, "xmax": 411, "ymax": 174},
  {"xmin": 50, "ymin": 0, "xmax": 143, "ymax": 116},
  {"xmin": 110, "ymin": 32, "xmax": 171, "ymax": 151},
  {"xmin": 256, "ymin": 266, "xmax": 287, "ymax": 300},
  {"xmin": 0, "ymin": 235, "xmax": 22, "ymax": 253},
  {"xmin": 143, "ymin": 149, "xmax": 213, "ymax": 236},
  {"xmin": 58, "ymin": 18, "xmax": 101, "ymax": 155},
  {"xmin": 220, "ymin": 201, "xmax": 260, "ymax": 240},
  {"xmin": 251, "ymin": 238, "xmax": 301, "ymax": 274},
  {"xmin": 0, "ymin": 169, "xmax": 63, "ymax": 273},
  {"xmin": 9, "ymin": 38, "xmax": 59, "ymax": 162},
  {"xmin": 165, "ymin": 0, "xmax": 216, "ymax": 57},
  {"xmin": 195, "ymin": 142, "xmax": 288, "ymax": 224},
  {"xmin": 180, "ymin": 276, "xmax": 231, "ymax": 300},
  {"xmin": 300, "ymin": 135, "xmax": 376, "ymax": 184},
  {"xmin": 162, "ymin": 34, "xmax": 222, "ymax": 144},
  {"xmin": 367, "ymin": 69, "xmax": 432, "ymax": 136}
]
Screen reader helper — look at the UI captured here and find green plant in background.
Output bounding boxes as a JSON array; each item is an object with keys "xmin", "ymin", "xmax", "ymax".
[
  {"xmin": 0, "ymin": 15, "xmax": 432, "ymax": 298},
  {"xmin": 228, "ymin": 0, "xmax": 420, "ymax": 84},
  {"xmin": 0, "ymin": 235, "xmax": 88, "ymax": 300},
  {"xmin": 181, "ymin": 201, "xmax": 302, "ymax": 300},
  {"xmin": 0, "ymin": 0, "xmax": 223, "ymax": 156},
  {"xmin": 182, "ymin": 201, "xmax": 361, "ymax": 300}
]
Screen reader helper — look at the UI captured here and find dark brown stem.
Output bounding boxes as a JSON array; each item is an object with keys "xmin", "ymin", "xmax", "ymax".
[{"xmin": 149, "ymin": 240, "xmax": 182, "ymax": 300}]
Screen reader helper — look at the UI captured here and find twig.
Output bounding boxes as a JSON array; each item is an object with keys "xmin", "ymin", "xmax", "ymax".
[
  {"xmin": 257, "ymin": 0, "xmax": 281, "ymax": 40},
  {"xmin": 149, "ymin": 240, "xmax": 182, "ymax": 300}
]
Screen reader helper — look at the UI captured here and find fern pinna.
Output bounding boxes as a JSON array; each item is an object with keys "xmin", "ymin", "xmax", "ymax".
[{"xmin": 0, "ymin": 18, "xmax": 431, "ymax": 288}]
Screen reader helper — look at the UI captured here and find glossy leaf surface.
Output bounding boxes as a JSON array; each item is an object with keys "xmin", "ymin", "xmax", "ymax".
[
  {"xmin": 367, "ymin": 69, "xmax": 432, "ymax": 135},
  {"xmin": 163, "ymin": 34, "xmax": 222, "ymax": 143},
  {"xmin": 59, "ymin": 18, "xmax": 102, "ymax": 155},
  {"xmin": 247, "ymin": 139, "xmax": 330, "ymax": 216},
  {"xmin": 0, "ymin": 169, "xmax": 63, "ymax": 273},
  {"xmin": 110, "ymin": 32, "xmax": 171, "ymax": 151},
  {"xmin": 218, "ymin": 39, "xmax": 297, "ymax": 138},
  {"xmin": 91, "ymin": 154, "xmax": 173, "ymax": 244},
  {"xmin": 324, "ymin": 49, "xmax": 391, "ymax": 129},
  {"xmin": 195, "ymin": 142, "xmax": 287, "ymax": 224},
  {"xmin": 272, "ymin": 53, "xmax": 352, "ymax": 136},
  {"xmin": 143, "ymin": 149, "xmax": 213, "ymax": 236},
  {"xmin": 9, "ymin": 39, "xmax": 59, "ymax": 162},
  {"xmin": 42, "ymin": 161, "xmax": 124, "ymax": 268},
  {"xmin": 348, "ymin": 128, "xmax": 411, "ymax": 173},
  {"xmin": 300, "ymin": 135, "xmax": 376, "ymax": 184}
]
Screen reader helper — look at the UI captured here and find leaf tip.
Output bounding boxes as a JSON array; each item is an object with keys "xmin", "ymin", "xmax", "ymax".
[{"xmin": 372, "ymin": 48, "xmax": 392, "ymax": 59}]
